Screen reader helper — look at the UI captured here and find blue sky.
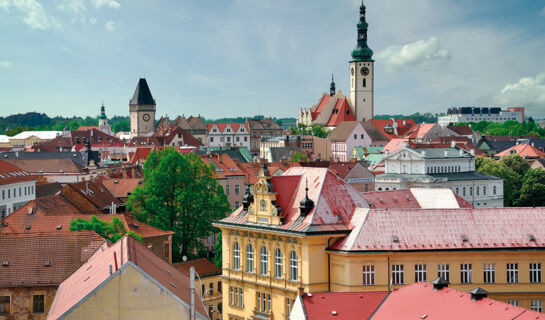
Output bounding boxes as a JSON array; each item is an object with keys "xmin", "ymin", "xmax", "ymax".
[{"xmin": 1, "ymin": 0, "xmax": 545, "ymax": 119}]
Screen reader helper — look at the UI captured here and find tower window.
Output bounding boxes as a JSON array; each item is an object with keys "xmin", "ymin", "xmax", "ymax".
[{"xmin": 363, "ymin": 78, "xmax": 366, "ymax": 87}]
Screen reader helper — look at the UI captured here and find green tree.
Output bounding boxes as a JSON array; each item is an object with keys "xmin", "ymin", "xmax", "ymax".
[
  {"xmin": 515, "ymin": 168, "xmax": 545, "ymax": 207},
  {"xmin": 477, "ymin": 157, "xmax": 519, "ymax": 206},
  {"xmin": 290, "ymin": 152, "xmax": 309, "ymax": 162},
  {"xmin": 113, "ymin": 118, "xmax": 130, "ymax": 132},
  {"xmin": 311, "ymin": 125, "xmax": 330, "ymax": 138},
  {"xmin": 498, "ymin": 154, "xmax": 530, "ymax": 182},
  {"xmin": 69, "ymin": 215, "xmax": 142, "ymax": 242},
  {"xmin": 213, "ymin": 232, "xmax": 222, "ymax": 268},
  {"xmin": 127, "ymin": 148, "xmax": 230, "ymax": 261}
]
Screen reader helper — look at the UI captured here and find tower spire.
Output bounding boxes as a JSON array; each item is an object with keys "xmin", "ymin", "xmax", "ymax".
[
  {"xmin": 351, "ymin": 1, "xmax": 373, "ymax": 62},
  {"xmin": 330, "ymin": 74, "xmax": 336, "ymax": 96},
  {"xmin": 100, "ymin": 101, "xmax": 106, "ymax": 119}
]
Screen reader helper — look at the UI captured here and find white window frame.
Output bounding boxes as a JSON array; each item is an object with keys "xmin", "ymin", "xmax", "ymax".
[
  {"xmin": 507, "ymin": 263, "xmax": 518, "ymax": 283},
  {"xmin": 232, "ymin": 242, "xmax": 240, "ymax": 270},
  {"xmin": 274, "ymin": 248, "xmax": 282, "ymax": 278},
  {"xmin": 246, "ymin": 244, "xmax": 254, "ymax": 273},
  {"xmin": 392, "ymin": 264, "xmax": 404, "ymax": 285},
  {"xmin": 461, "ymin": 264, "xmax": 472, "ymax": 284},
  {"xmin": 289, "ymin": 251, "xmax": 298, "ymax": 281},
  {"xmin": 363, "ymin": 265, "xmax": 375, "ymax": 285},
  {"xmin": 508, "ymin": 300, "xmax": 519, "ymax": 307},
  {"xmin": 438, "ymin": 264, "xmax": 450, "ymax": 282},
  {"xmin": 415, "ymin": 264, "xmax": 427, "ymax": 282},
  {"xmin": 531, "ymin": 300, "xmax": 543, "ymax": 313},
  {"xmin": 260, "ymin": 246, "xmax": 268, "ymax": 275},
  {"xmin": 530, "ymin": 263, "xmax": 542, "ymax": 283},
  {"xmin": 484, "ymin": 263, "xmax": 495, "ymax": 284}
]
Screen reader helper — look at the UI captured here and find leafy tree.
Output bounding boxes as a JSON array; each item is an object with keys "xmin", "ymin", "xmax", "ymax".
[
  {"xmin": 69, "ymin": 215, "xmax": 142, "ymax": 243},
  {"xmin": 498, "ymin": 154, "xmax": 530, "ymax": 182},
  {"xmin": 311, "ymin": 125, "xmax": 330, "ymax": 138},
  {"xmin": 127, "ymin": 148, "xmax": 230, "ymax": 261},
  {"xmin": 213, "ymin": 232, "xmax": 222, "ymax": 268},
  {"xmin": 290, "ymin": 152, "xmax": 309, "ymax": 162},
  {"xmin": 113, "ymin": 118, "xmax": 130, "ymax": 132},
  {"xmin": 477, "ymin": 157, "xmax": 519, "ymax": 206},
  {"xmin": 515, "ymin": 168, "xmax": 545, "ymax": 207}
]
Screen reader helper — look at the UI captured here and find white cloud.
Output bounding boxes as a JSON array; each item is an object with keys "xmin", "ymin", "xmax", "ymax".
[
  {"xmin": 91, "ymin": 0, "xmax": 120, "ymax": 9},
  {"xmin": 0, "ymin": 61, "xmax": 11, "ymax": 67},
  {"xmin": 104, "ymin": 20, "xmax": 115, "ymax": 31},
  {"xmin": 56, "ymin": 0, "xmax": 85, "ymax": 15},
  {"xmin": 89, "ymin": 17, "xmax": 96, "ymax": 24},
  {"xmin": 376, "ymin": 37, "xmax": 450, "ymax": 72},
  {"xmin": 0, "ymin": 0, "xmax": 60, "ymax": 29},
  {"xmin": 495, "ymin": 72, "xmax": 545, "ymax": 116}
]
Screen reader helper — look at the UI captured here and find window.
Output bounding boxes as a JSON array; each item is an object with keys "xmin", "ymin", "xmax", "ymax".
[
  {"xmin": 286, "ymin": 298, "xmax": 294, "ymax": 316},
  {"xmin": 463, "ymin": 187, "xmax": 466, "ymax": 196},
  {"xmin": 235, "ymin": 201, "xmax": 239, "ymax": 208},
  {"xmin": 476, "ymin": 187, "xmax": 480, "ymax": 196},
  {"xmin": 531, "ymin": 300, "xmax": 543, "ymax": 313},
  {"xmin": 290, "ymin": 251, "xmax": 298, "ymax": 281},
  {"xmin": 363, "ymin": 78, "xmax": 367, "ymax": 87},
  {"xmin": 229, "ymin": 287, "xmax": 233, "ymax": 305},
  {"xmin": 354, "ymin": 134, "xmax": 357, "ymax": 139},
  {"xmin": 244, "ymin": 137, "xmax": 248, "ymax": 142},
  {"xmin": 202, "ymin": 284, "xmax": 205, "ymax": 297},
  {"xmin": 226, "ymin": 185, "xmax": 230, "ymax": 195},
  {"xmin": 469, "ymin": 187, "xmax": 473, "ymax": 196},
  {"xmin": 235, "ymin": 185, "xmax": 240, "ymax": 194},
  {"xmin": 236, "ymin": 137, "xmax": 240, "ymax": 142},
  {"xmin": 260, "ymin": 246, "xmax": 268, "ymax": 275},
  {"xmin": 274, "ymin": 248, "xmax": 282, "ymax": 278},
  {"xmin": 531, "ymin": 263, "xmax": 542, "ymax": 283},
  {"xmin": 483, "ymin": 263, "xmax": 495, "ymax": 283},
  {"xmin": 483, "ymin": 186, "xmax": 487, "ymax": 195},
  {"xmin": 227, "ymin": 137, "xmax": 231, "ymax": 142},
  {"xmin": 365, "ymin": 184, "xmax": 369, "ymax": 192},
  {"xmin": 0, "ymin": 296, "xmax": 10, "ymax": 315},
  {"xmin": 246, "ymin": 244, "xmax": 254, "ymax": 273},
  {"xmin": 437, "ymin": 264, "xmax": 450, "ymax": 282},
  {"xmin": 233, "ymin": 242, "xmax": 240, "ymax": 270},
  {"xmin": 257, "ymin": 292, "xmax": 271, "ymax": 313},
  {"xmin": 209, "ymin": 283, "xmax": 213, "ymax": 295},
  {"xmin": 507, "ymin": 263, "xmax": 518, "ymax": 283},
  {"xmin": 363, "ymin": 265, "xmax": 375, "ymax": 285},
  {"xmin": 361, "ymin": 134, "xmax": 364, "ymax": 139},
  {"xmin": 218, "ymin": 281, "xmax": 222, "ymax": 293},
  {"xmin": 508, "ymin": 300, "xmax": 519, "ymax": 307},
  {"xmin": 493, "ymin": 185, "xmax": 497, "ymax": 195},
  {"xmin": 455, "ymin": 188, "xmax": 459, "ymax": 194},
  {"xmin": 392, "ymin": 264, "xmax": 404, "ymax": 284},
  {"xmin": 239, "ymin": 288, "xmax": 243, "ymax": 307},
  {"xmin": 461, "ymin": 264, "xmax": 472, "ymax": 284},
  {"xmin": 415, "ymin": 264, "xmax": 427, "ymax": 282}
]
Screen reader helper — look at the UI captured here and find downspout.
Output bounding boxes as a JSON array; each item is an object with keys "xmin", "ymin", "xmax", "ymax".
[
  {"xmin": 387, "ymin": 256, "xmax": 390, "ymax": 292},
  {"xmin": 327, "ymin": 237, "xmax": 332, "ymax": 292}
]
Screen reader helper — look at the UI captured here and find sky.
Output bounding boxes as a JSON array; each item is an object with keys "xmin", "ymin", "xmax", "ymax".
[{"xmin": 1, "ymin": 0, "xmax": 545, "ymax": 119}]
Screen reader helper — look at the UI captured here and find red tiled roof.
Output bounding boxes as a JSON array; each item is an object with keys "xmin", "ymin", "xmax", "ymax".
[
  {"xmin": 0, "ymin": 232, "xmax": 105, "ymax": 287},
  {"xmin": 383, "ymin": 138, "xmax": 414, "ymax": 153},
  {"xmin": 76, "ymin": 126, "xmax": 99, "ymax": 131},
  {"xmin": 328, "ymin": 162, "xmax": 357, "ymax": 179},
  {"xmin": 5, "ymin": 158, "xmax": 85, "ymax": 174},
  {"xmin": 495, "ymin": 143, "xmax": 545, "ymax": 158},
  {"xmin": 326, "ymin": 98, "xmax": 356, "ymax": 126},
  {"xmin": 369, "ymin": 119, "xmax": 416, "ymax": 141},
  {"xmin": 330, "ymin": 207, "xmax": 545, "ymax": 252},
  {"xmin": 64, "ymin": 178, "xmax": 123, "ymax": 209},
  {"xmin": 199, "ymin": 153, "xmax": 245, "ymax": 179},
  {"xmin": 48, "ymin": 235, "xmax": 207, "ymax": 320},
  {"xmin": 301, "ymin": 291, "xmax": 389, "ymax": 320},
  {"xmin": 447, "ymin": 124, "xmax": 474, "ymax": 136},
  {"xmin": 361, "ymin": 189, "xmax": 473, "ymax": 209},
  {"xmin": 102, "ymin": 178, "xmax": 142, "ymax": 198},
  {"xmin": 371, "ymin": 282, "xmax": 543, "ymax": 320},
  {"xmin": 206, "ymin": 122, "xmax": 249, "ymax": 133},
  {"xmin": 152, "ymin": 125, "xmax": 203, "ymax": 147},
  {"xmin": 0, "ymin": 159, "xmax": 38, "ymax": 186},
  {"xmin": 173, "ymin": 258, "xmax": 221, "ymax": 277},
  {"xmin": 403, "ymin": 123, "xmax": 436, "ymax": 139}
]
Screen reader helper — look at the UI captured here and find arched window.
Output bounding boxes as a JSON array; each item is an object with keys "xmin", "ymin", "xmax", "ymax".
[
  {"xmin": 456, "ymin": 188, "xmax": 459, "ymax": 194},
  {"xmin": 470, "ymin": 187, "xmax": 473, "ymax": 196},
  {"xmin": 260, "ymin": 246, "xmax": 268, "ymax": 275},
  {"xmin": 290, "ymin": 251, "xmax": 298, "ymax": 281},
  {"xmin": 493, "ymin": 185, "xmax": 497, "ymax": 195},
  {"xmin": 233, "ymin": 242, "xmax": 240, "ymax": 270},
  {"xmin": 363, "ymin": 78, "xmax": 367, "ymax": 87},
  {"xmin": 274, "ymin": 248, "xmax": 282, "ymax": 278},
  {"xmin": 260, "ymin": 200, "xmax": 267, "ymax": 212},
  {"xmin": 483, "ymin": 186, "xmax": 487, "ymax": 195},
  {"xmin": 476, "ymin": 187, "xmax": 480, "ymax": 195},
  {"xmin": 246, "ymin": 244, "xmax": 254, "ymax": 273},
  {"xmin": 463, "ymin": 187, "xmax": 466, "ymax": 196}
]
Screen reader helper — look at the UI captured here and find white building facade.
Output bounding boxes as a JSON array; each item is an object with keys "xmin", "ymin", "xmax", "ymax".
[
  {"xmin": 438, "ymin": 107, "xmax": 524, "ymax": 126},
  {"xmin": 207, "ymin": 123, "xmax": 250, "ymax": 149},
  {"xmin": 375, "ymin": 145, "xmax": 504, "ymax": 208},
  {"xmin": 0, "ymin": 161, "xmax": 37, "ymax": 218}
]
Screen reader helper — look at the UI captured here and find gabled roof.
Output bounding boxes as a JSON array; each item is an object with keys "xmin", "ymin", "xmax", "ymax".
[
  {"xmin": 403, "ymin": 123, "xmax": 437, "ymax": 139},
  {"xmin": 246, "ymin": 119, "xmax": 283, "ymax": 130},
  {"xmin": 362, "ymin": 188, "xmax": 472, "ymax": 209},
  {"xmin": 300, "ymin": 291, "xmax": 389, "ymax": 320},
  {"xmin": 328, "ymin": 121, "xmax": 359, "ymax": 141},
  {"xmin": 269, "ymin": 146, "xmax": 301, "ymax": 162},
  {"xmin": 200, "ymin": 153, "xmax": 245, "ymax": 179},
  {"xmin": 368, "ymin": 119, "xmax": 416, "ymax": 141},
  {"xmin": 102, "ymin": 178, "xmax": 142, "ymax": 198},
  {"xmin": 0, "ymin": 159, "xmax": 38, "ymax": 186},
  {"xmin": 218, "ymin": 167, "xmax": 370, "ymax": 233},
  {"xmin": 47, "ymin": 235, "xmax": 207, "ymax": 320},
  {"xmin": 173, "ymin": 258, "xmax": 221, "ymax": 278},
  {"xmin": 328, "ymin": 162, "xmax": 357, "ymax": 179},
  {"xmin": 326, "ymin": 97, "xmax": 356, "ymax": 126},
  {"xmin": 207, "ymin": 122, "xmax": 249, "ymax": 133},
  {"xmin": 0, "ymin": 232, "xmax": 105, "ymax": 287},
  {"xmin": 130, "ymin": 78, "xmax": 155, "ymax": 105},
  {"xmin": 152, "ymin": 126, "xmax": 203, "ymax": 147},
  {"xmin": 0, "ymin": 151, "xmax": 90, "ymax": 167},
  {"xmin": 361, "ymin": 121, "xmax": 389, "ymax": 142},
  {"xmin": 330, "ymin": 207, "xmax": 545, "ymax": 252},
  {"xmin": 371, "ymin": 282, "xmax": 543, "ymax": 320},
  {"xmin": 383, "ymin": 138, "xmax": 413, "ymax": 153},
  {"xmin": 5, "ymin": 158, "xmax": 85, "ymax": 174},
  {"xmin": 11, "ymin": 131, "xmax": 62, "ymax": 140},
  {"xmin": 495, "ymin": 143, "xmax": 545, "ymax": 159},
  {"xmin": 447, "ymin": 124, "xmax": 474, "ymax": 136},
  {"xmin": 64, "ymin": 178, "xmax": 123, "ymax": 210}
]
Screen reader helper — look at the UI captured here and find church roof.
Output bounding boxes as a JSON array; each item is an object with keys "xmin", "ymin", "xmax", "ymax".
[{"xmin": 130, "ymin": 78, "xmax": 155, "ymax": 105}]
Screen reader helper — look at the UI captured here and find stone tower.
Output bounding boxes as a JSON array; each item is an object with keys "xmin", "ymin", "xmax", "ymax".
[
  {"xmin": 129, "ymin": 78, "xmax": 156, "ymax": 137},
  {"xmin": 349, "ymin": 2, "xmax": 374, "ymax": 121},
  {"xmin": 98, "ymin": 102, "xmax": 112, "ymax": 135}
]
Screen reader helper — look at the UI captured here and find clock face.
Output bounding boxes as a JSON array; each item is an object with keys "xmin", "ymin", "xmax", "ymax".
[
  {"xmin": 143, "ymin": 114, "xmax": 150, "ymax": 121},
  {"xmin": 361, "ymin": 67, "xmax": 369, "ymax": 76},
  {"xmin": 351, "ymin": 67, "xmax": 355, "ymax": 76}
]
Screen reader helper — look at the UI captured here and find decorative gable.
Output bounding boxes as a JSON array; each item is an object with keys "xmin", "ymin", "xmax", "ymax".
[{"xmin": 247, "ymin": 165, "xmax": 283, "ymax": 225}]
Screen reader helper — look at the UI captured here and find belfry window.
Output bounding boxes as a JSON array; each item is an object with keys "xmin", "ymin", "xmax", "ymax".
[{"xmin": 363, "ymin": 78, "xmax": 366, "ymax": 87}]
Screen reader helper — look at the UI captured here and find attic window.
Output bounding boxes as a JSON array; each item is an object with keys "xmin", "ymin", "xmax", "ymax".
[
  {"xmin": 529, "ymin": 234, "xmax": 536, "ymax": 241},
  {"xmin": 461, "ymin": 235, "xmax": 468, "ymax": 242},
  {"xmin": 44, "ymin": 261, "xmax": 51, "ymax": 267},
  {"xmin": 56, "ymin": 225, "xmax": 62, "ymax": 230},
  {"xmin": 2, "ymin": 261, "xmax": 8, "ymax": 266},
  {"xmin": 25, "ymin": 225, "xmax": 31, "ymax": 230},
  {"xmin": 392, "ymin": 236, "xmax": 399, "ymax": 243}
]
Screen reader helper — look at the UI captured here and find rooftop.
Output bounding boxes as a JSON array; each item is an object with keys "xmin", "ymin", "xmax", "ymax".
[
  {"xmin": 173, "ymin": 257, "xmax": 221, "ymax": 278},
  {"xmin": 300, "ymin": 291, "xmax": 389, "ymax": 320}
]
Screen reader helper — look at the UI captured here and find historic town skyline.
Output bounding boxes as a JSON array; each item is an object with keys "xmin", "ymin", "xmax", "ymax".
[{"xmin": 1, "ymin": 0, "xmax": 545, "ymax": 118}]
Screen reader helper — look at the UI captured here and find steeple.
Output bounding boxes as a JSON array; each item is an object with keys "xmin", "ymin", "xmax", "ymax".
[
  {"xmin": 100, "ymin": 102, "xmax": 107, "ymax": 120},
  {"xmin": 351, "ymin": 1, "xmax": 374, "ymax": 62},
  {"xmin": 299, "ymin": 179, "xmax": 314, "ymax": 216},
  {"xmin": 329, "ymin": 74, "xmax": 336, "ymax": 96},
  {"xmin": 130, "ymin": 78, "xmax": 155, "ymax": 106}
]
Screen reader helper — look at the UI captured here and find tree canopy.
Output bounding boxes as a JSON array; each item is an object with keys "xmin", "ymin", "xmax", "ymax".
[
  {"xmin": 459, "ymin": 119, "xmax": 545, "ymax": 138},
  {"xmin": 476, "ymin": 157, "xmax": 519, "ymax": 206},
  {"xmin": 515, "ymin": 168, "xmax": 545, "ymax": 207},
  {"xmin": 290, "ymin": 152, "xmax": 309, "ymax": 162},
  {"xmin": 213, "ymin": 232, "xmax": 222, "ymax": 268},
  {"xmin": 289, "ymin": 124, "xmax": 330, "ymax": 138},
  {"xmin": 69, "ymin": 215, "xmax": 142, "ymax": 243},
  {"xmin": 127, "ymin": 147, "xmax": 230, "ymax": 261}
]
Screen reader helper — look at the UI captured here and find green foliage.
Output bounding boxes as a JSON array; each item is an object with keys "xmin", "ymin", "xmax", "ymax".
[
  {"xmin": 290, "ymin": 152, "xmax": 309, "ymax": 162},
  {"xmin": 459, "ymin": 120, "xmax": 545, "ymax": 138},
  {"xmin": 0, "ymin": 112, "xmax": 130, "ymax": 133},
  {"xmin": 113, "ymin": 118, "xmax": 130, "ymax": 132},
  {"xmin": 515, "ymin": 168, "xmax": 545, "ymax": 207},
  {"xmin": 127, "ymin": 147, "xmax": 231, "ymax": 261},
  {"xmin": 69, "ymin": 215, "xmax": 142, "ymax": 243},
  {"xmin": 498, "ymin": 154, "xmax": 530, "ymax": 180},
  {"xmin": 374, "ymin": 112, "xmax": 445, "ymax": 123},
  {"xmin": 290, "ymin": 124, "xmax": 330, "ymax": 138},
  {"xmin": 476, "ymin": 157, "xmax": 519, "ymax": 206},
  {"xmin": 213, "ymin": 232, "xmax": 222, "ymax": 268}
]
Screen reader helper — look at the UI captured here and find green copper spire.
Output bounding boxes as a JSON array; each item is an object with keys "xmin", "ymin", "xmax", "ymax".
[
  {"xmin": 100, "ymin": 102, "xmax": 107, "ymax": 119},
  {"xmin": 351, "ymin": 1, "xmax": 374, "ymax": 62}
]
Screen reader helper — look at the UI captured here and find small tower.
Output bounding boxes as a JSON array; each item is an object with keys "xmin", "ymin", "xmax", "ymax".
[
  {"xmin": 247, "ymin": 164, "xmax": 283, "ymax": 225},
  {"xmin": 129, "ymin": 78, "xmax": 156, "ymax": 137},
  {"xmin": 349, "ymin": 1, "xmax": 374, "ymax": 121},
  {"xmin": 98, "ymin": 102, "xmax": 112, "ymax": 135},
  {"xmin": 330, "ymin": 74, "xmax": 336, "ymax": 97}
]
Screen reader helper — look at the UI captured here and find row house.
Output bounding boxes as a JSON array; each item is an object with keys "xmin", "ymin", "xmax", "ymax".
[
  {"xmin": 246, "ymin": 119, "xmax": 285, "ymax": 156},
  {"xmin": 0, "ymin": 159, "xmax": 38, "ymax": 217},
  {"xmin": 207, "ymin": 123, "xmax": 250, "ymax": 149},
  {"xmin": 157, "ymin": 115, "xmax": 207, "ymax": 143}
]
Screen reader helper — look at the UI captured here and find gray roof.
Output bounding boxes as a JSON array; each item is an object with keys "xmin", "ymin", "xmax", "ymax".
[
  {"xmin": 410, "ymin": 147, "xmax": 472, "ymax": 158},
  {"xmin": 377, "ymin": 171, "xmax": 501, "ymax": 181},
  {"xmin": 361, "ymin": 121, "xmax": 388, "ymax": 142},
  {"xmin": 247, "ymin": 119, "xmax": 283, "ymax": 131},
  {"xmin": 0, "ymin": 151, "xmax": 89, "ymax": 167},
  {"xmin": 329, "ymin": 121, "xmax": 359, "ymax": 141},
  {"xmin": 130, "ymin": 78, "xmax": 155, "ymax": 105},
  {"xmin": 269, "ymin": 146, "xmax": 301, "ymax": 162}
]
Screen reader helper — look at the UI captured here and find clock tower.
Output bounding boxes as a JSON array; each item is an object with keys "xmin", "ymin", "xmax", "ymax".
[
  {"xmin": 129, "ymin": 78, "xmax": 156, "ymax": 137},
  {"xmin": 349, "ymin": 2, "xmax": 374, "ymax": 121}
]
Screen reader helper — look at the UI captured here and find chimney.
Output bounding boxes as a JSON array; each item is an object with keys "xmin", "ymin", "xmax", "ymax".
[
  {"xmin": 385, "ymin": 150, "xmax": 389, "ymax": 156},
  {"xmin": 459, "ymin": 149, "xmax": 464, "ymax": 156},
  {"xmin": 431, "ymin": 277, "xmax": 449, "ymax": 290},
  {"xmin": 217, "ymin": 154, "xmax": 222, "ymax": 164},
  {"xmin": 109, "ymin": 263, "xmax": 113, "ymax": 275},
  {"xmin": 469, "ymin": 287, "xmax": 487, "ymax": 301},
  {"xmin": 402, "ymin": 141, "xmax": 408, "ymax": 148},
  {"xmin": 470, "ymin": 149, "xmax": 475, "ymax": 156},
  {"xmin": 190, "ymin": 266, "xmax": 196, "ymax": 320},
  {"xmin": 444, "ymin": 150, "xmax": 448, "ymax": 157},
  {"xmin": 421, "ymin": 150, "xmax": 426, "ymax": 157},
  {"xmin": 113, "ymin": 251, "xmax": 118, "ymax": 271},
  {"xmin": 451, "ymin": 141, "xmax": 456, "ymax": 148}
]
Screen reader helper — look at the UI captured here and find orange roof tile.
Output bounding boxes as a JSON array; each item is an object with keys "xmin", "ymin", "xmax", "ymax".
[
  {"xmin": 173, "ymin": 258, "xmax": 221, "ymax": 278},
  {"xmin": 495, "ymin": 143, "xmax": 545, "ymax": 158}
]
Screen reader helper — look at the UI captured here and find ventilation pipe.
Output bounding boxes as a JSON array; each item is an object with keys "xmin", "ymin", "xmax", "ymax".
[{"xmin": 190, "ymin": 266, "xmax": 196, "ymax": 320}]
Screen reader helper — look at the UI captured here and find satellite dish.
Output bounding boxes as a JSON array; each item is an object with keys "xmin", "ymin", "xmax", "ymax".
[{"xmin": 182, "ymin": 255, "xmax": 187, "ymax": 262}]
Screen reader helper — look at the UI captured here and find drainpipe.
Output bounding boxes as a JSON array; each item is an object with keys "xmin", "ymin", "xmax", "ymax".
[
  {"xmin": 190, "ymin": 266, "xmax": 195, "ymax": 320},
  {"xmin": 327, "ymin": 238, "xmax": 332, "ymax": 291},
  {"xmin": 387, "ymin": 256, "xmax": 391, "ymax": 292}
]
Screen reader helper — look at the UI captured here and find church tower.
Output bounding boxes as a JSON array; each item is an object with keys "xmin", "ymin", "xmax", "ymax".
[
  {"xmin": 98, "ymin": 102, "xmax": 112, "ymax": 135},
  {"xmin": 349, "ymin": 2, "xmax": 374, "ymax": 121},
  {"xmin": 129, "ymin": 78, "xmax": 156, "ymax": 137}
]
